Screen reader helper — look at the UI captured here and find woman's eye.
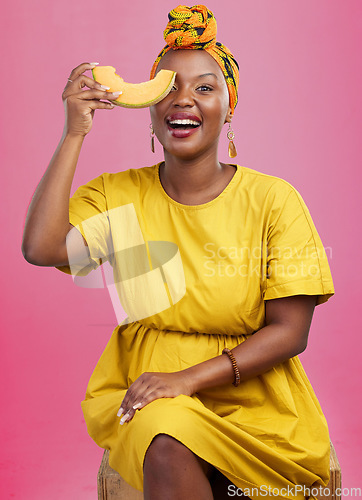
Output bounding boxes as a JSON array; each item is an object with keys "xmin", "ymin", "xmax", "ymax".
[{"xmin": 169, "ymin": 84, "xmax": 212, "ymax": 92}]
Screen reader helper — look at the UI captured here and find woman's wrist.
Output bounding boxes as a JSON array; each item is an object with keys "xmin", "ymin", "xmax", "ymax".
[
  {"xmin": 62, "ymin": 129, "xmax": 87, "ymax": 143},
  {"xmin": 182, "ymin": 353, "xmax": 236, "ymax": 394}
]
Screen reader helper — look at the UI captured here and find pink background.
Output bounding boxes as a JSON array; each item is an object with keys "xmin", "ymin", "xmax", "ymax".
[{"xmin": 1, "ymin": 0, "xmax": 361, "ymax": 498}]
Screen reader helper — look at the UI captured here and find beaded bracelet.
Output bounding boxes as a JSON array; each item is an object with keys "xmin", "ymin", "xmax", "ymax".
[{"xmin": 222, "ymin": 347, "xmax": 241, "ymax": 387}]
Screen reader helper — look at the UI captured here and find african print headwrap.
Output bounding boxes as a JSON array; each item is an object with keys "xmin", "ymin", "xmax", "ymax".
[{"xmin": 150, "ymin": 5, "xmax": 239, "ymax": 112}]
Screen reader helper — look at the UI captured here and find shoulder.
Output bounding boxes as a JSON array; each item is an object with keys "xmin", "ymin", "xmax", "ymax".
[
  {"xmin": 76, "ymin": 165, "xmax": 158, "ymax": 203},
  {"xmin": 239, "ymin": 165, "xmax": 306, "ymax": 208},
  {"xmin": 240, "ymin": 165, "xmax": 298, "ymax": 194},
  {"xmin": 101, "ymin": 164, "xmax": 157, "ymax": 191},
  {"xmin": 70, "ymin": 165, "xmax": 158, "ymax": 210}
]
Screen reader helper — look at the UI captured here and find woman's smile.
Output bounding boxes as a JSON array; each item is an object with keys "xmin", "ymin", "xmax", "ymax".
[{"xmin": 166, "ymin": 111, "xmax": 202, "ymax": 138}]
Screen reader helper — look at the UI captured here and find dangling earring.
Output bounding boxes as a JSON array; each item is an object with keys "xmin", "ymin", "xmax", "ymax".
[
  {"xmin": 150, "ymin": 123, "xmax": 155, "ymax": 153},
  {"xmin": 227, "ymin": 123, "xmax": 237, "ymax": 158}
]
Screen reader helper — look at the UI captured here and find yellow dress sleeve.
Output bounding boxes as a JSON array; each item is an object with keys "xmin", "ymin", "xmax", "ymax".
[
  {"xmin": 263, "ymin": 184, "xmax": 334, "ymax": 306},
  {"xmin": 55, "ymin": 174, "xmax": 111, "ymax": 276}
]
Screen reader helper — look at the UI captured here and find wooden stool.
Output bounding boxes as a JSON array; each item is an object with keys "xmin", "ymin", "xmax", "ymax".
[{"xmin": 97, "ymin": 441, "xmax": 341, "ymax": 500}]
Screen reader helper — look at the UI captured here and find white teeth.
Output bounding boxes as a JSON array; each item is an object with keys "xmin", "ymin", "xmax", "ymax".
[{"xmin": 168, "ymin": 119, "xmax": 200, "ymax": 126}]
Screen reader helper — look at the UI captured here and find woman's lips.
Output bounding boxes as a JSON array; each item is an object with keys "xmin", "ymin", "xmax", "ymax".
[
  {"xmin": 166, "ymin": 112, "xmax": 202, "ymax": 138},
  {"xmin": 167, "ymin": 123, "xmax": 201, "ymax": 138}
]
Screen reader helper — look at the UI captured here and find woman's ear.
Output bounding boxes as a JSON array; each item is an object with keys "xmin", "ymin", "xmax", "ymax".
[{"xmin": 224, "ymin": 107, "xmax": 234, "ymax": 124}]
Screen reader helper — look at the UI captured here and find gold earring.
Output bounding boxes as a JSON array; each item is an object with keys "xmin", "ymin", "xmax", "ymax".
[
  {"xmin": 150, "ymin": 123, "xmax": 155, "ymax": 153},
  {"xmin": 227, "ymin": 123, "xmax": 237, "ymax": 158}
]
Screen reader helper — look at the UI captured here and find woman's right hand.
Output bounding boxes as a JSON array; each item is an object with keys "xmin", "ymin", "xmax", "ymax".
[{"xmin": 62, "ymin": 62, "xmax": 122, "ymax": 138}]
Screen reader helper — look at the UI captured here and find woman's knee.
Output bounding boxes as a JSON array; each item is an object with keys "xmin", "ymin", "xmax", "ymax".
[
  {"xmin": 144, "ymin": 433, "xmax": 214, "ymax": 479},
  {"xmin": 145, "ymin": 433, "xmax": 188, "ymax": 464}
]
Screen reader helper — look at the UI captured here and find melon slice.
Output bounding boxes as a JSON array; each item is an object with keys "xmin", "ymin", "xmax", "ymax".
[{"xmin": 92, "ymin": 66, "xmax": 176, "ymax": 108}]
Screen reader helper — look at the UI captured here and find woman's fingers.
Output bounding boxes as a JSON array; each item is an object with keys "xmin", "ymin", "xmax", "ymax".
[
  {"xmin": 63, "ymin": 62, "xmax": 110, "ymax": 98},
  {"xmin": 117, "ymin": 401, "xmax": 142, "ymax": 423},
  {"xmin": 119, "ymin": 408, "xmax": 136, "ymax": 425},
  {"xmin": 89, "ymin": 100, "xmax": 116, "ymax": 110},
  {"xmin": 117, "ymin": 372, "xmax": 195, "ymax": 425},
  {"xmin": 63, "ymin": 76, "xmax": 119, "ymax": 102},
  {"xmin": 68, "ymin": 61, "xmax": 99, "ymax": 82},
  {"xmin": 117, "ymin": 381, "xmax": 148, "ymax": 424},
  {"xmin": 119, "ymin": 402, "xmax": 145, "ymax": 425},
  {"xmin": 62, "ymin": 62, "xmax": 121, "ymax": 137},
  {"xmin": 66, "ymin": 74, "xmax": 109, "ymax": 91},
  {"xmin": 74, "ymin": 89, "xmax": 121, "ymax": 101}
]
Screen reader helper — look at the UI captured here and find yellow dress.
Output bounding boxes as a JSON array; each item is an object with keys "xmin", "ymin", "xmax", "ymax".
[{"xmin": 56, "ymin": 163, "xmax": 335, "ymax": 499}]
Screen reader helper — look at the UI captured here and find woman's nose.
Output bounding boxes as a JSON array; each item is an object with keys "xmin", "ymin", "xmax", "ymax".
[{"xmin": 172, "ymin": 86, "xmax": 194, "ymax": 107}]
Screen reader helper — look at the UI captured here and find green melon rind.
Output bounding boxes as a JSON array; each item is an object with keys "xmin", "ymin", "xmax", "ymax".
[{"xmin": 91, "ymin": 68, "xmax": 176, "ymax": 108}]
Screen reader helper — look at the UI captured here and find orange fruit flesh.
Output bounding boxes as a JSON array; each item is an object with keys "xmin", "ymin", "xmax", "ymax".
[{"xmin": 92, "ymin": 66, "xmax": 176, "ymax": 108}]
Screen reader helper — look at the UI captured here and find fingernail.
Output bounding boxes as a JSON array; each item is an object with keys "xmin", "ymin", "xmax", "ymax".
[
  {"xmin": 111, "ymin": 91, "xmax": 122, "ymax": 97},
  {"xmin": 100, "ymin": 85, "xmax": 110, "ymax": 90},
  {"xmin": 90, "ymin": 62, "xmax": 99, "ymax": 66},
  {"xmin": 120, "ymin": 413, "xmax": 129, "ymax": 424},
  {"xmin": 133, "ymin": 403, "xmax": 142, "ymax": 410},
  {"xmin": 117, "ymin": 407, "xmax": 124, "ymax": 417}
]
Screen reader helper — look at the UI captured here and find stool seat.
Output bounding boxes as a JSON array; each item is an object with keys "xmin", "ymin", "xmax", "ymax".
[{"xmin": 97, "ymin": 440, "xmax": 341, "ymax": 500}]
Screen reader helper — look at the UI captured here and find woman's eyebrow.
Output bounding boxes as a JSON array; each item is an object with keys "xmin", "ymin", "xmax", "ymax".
[{"xmin": 197, "ymin": 72, "xmax": 218, "ymax": 79}]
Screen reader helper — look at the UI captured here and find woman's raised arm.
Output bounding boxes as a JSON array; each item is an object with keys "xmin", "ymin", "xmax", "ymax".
[{"xmin": 21, "ymin": 62, "xmax": 120, "ymax": 267}]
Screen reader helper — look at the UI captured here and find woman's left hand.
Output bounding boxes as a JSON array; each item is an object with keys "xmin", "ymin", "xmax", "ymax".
[{"xmin": 117, "ymin": 371, "xmax": 195, "ymax": 424}]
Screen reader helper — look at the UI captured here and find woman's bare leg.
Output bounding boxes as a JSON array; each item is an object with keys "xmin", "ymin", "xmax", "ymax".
[{"xmin": 143, "ymin": 433, "xmax": 214, "ymax": 500}]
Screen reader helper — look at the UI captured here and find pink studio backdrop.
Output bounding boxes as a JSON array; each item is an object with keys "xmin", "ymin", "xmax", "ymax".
[{"xmin": 1, "ymin": 0, "xmax": 361, "ymax": 498}]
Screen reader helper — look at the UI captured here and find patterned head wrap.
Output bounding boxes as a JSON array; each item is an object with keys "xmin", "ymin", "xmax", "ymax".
[{"xmin": 150, "ymin": 5, "xmax": 239, "ymax": 113}]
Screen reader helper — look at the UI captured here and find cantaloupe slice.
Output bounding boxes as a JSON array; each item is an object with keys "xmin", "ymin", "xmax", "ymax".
[{"xmin": 92, "ymin": 66, "xmax": 176, "ymax": 108}]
